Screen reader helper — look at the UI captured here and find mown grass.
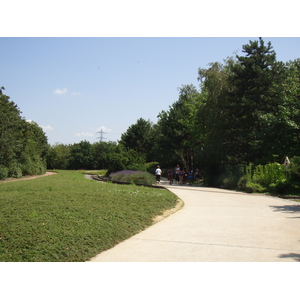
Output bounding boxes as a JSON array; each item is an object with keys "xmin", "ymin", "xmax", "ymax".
[{"xmin": 0, "ymin": 170, "xmax": 178, "ymax": 262}]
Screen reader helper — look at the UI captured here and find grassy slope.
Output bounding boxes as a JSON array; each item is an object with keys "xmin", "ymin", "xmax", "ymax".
[{"xmin": 0, "ymin": 170, "xmax": 178, "ymax": 262}]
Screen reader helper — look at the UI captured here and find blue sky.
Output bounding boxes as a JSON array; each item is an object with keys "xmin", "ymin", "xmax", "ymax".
[{"xmin": 1, "ymin": 37, "xmax": 300, "ymax": 145}]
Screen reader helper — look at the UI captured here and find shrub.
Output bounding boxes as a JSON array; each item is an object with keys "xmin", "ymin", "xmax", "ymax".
[
  {"xmin": 109, "ymin": 170, "xmax": 156, "ymax": 185},
  {"xmin": 0, "ymin": 165, "xmax": 8, "ymax": 180},
  {"xmin": 220, "ymin": 175, "xmax": 239, "ymax": 190},
  {"xmin": 269, "ymin": 179, "xmax": 289, "ymax": 194},
  {"xmin": 8, "ymin": 162, "xmax": 22, "ymax": 178},
  {"xmin": 145, "ymin": 162, "xmax": 159, "ymax": 174},
  {"xmin": 290, "ymin": 156, "xmax": 300, "ymax": 181},
  {"xmin": 253, "ymin": 163, "xmax": 286, "ymax": 188},
  {"xmin": 247, "ymin": 182, "xmax": 266, "ymax": 193},
  {"xmin": 237, "ymin": 175, "xmax": 266, "ymax": 193},
  {"xmin": 106, "ymin": 153, "xmax": 128, "ymax": 174},
  {"xmin": 126, "ymin": 163, "xmax": 147, "ymax": 172}
]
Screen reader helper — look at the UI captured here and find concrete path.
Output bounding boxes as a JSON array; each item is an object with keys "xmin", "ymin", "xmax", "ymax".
[{"xmin": 89, "ymin": 180, "xmax": 300, "ymax": 262}]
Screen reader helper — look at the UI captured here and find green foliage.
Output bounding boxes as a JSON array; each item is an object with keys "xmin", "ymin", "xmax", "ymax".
[
  {"xmin": 120, "ymin": 118, "xmax": 156, "ymax": 161},
  {"xmin": 126, "ymin": 163, "xmax": 147, "ymax": 172},
  {"xmin": 145, "ymin": 162, "xmax": 160, "ymax": 174},
  {"xmin": 0, "ymin": 88, "xmax": 48, "ymax": 180},
  {"xmin": 252, "ymin": 163, "xmax": 286, "ymax": 188},
  {"xmin": 290, "ymin": 156, "xmax": 300, "ymax": 180},
  {"xmin": 46, "ymin": 143, "xmax": 71, "ymax": 170},
  {"xmin": 68, "ymin": 140, "xmax": 94, "ymax": 170},
  {"xmin": 46, "ymin": 141, "xmax": 145, "ymax": 175},
  {"xmin": 237, "ymin": 161, "xmax": 300, "ymax": 194},
  {"xmin": 0, "ymin": 170, "xmax": 177, "ymax": 261},
  {"xmin": 156, "ymin": 84, "xmax": 201, "ymax": 168},
  {"xmin": 8, "ymin": 161, "xmax": 22, "ymax": 178},
  {"xmin": 153, "ymin": 38, "xmax": 299, "ymax": 187},
  {"xmin": 268, "ymin": 179, "xmax": 289, "ymax": 194},
  {"xmin": 109, "ymin": 170, "xmax": 156, "ymax": 185},
  {"xmin": 219, "ymin": 175, "xmax": 239, "ymax": 190},
  {"xmin": 0, "ymin": 165, "xmax": 8, "ymax": 180}
]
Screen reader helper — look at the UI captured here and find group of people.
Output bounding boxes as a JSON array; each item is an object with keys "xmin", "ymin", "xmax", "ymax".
[{"xmin": 155, "ymin": 164, "xmax": 201, "ymax": 186}]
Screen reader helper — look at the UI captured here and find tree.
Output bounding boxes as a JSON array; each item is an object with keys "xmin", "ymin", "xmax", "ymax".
[
  {"xmin": 47, "ymin": 143, "xmax": 72, "ymax": 170},
  {"xmin": 0, "ymin": 87, "xmax": 48, "ymax": 178},
  {"xmin": 120, "ymin": 118, "xmax": 155, "ymax": 161},
  {"xmin": 19, "ymin": 120, "xmax": 48, "ymax": 175},
  {"xmin": 91, "ymin": 141, "xmax": 116, "ymax": 170},
  {"xmin": 196, "ymin": 60, "xmax": 234, "ymax": 181},
  {"xmin": 68, "ymin": 140, "xmax": 94, "ymax": 170},
  {"xmin": 156, "ymin": 84, "xmax": 200, "ymax": 168},
  {"xmin": 226, "ymin": 38, "xmax": 286, "ymax": 164},
  {"xmin": 0, "ymin": 87, "xmax": 24, "ymax": 167}
]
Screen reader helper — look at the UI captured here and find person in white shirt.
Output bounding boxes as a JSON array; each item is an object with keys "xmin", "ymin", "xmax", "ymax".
[{"xmin": 155, "ymin": 165, "xmax": 162, "ymax": 183}]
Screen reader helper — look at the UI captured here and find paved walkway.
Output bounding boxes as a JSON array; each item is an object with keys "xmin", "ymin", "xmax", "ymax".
[{"xmin": 89, "ymin": 180, "xmax": 300, "ymax": 262}]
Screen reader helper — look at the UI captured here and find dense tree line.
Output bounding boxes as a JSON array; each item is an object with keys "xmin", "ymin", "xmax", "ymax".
[
  {"xmin": 0, "ymin": 87, "xmax": 48, "ymax": 179},
  {"xmin": 46, "ymin": 140, "xmax": 147, "ymax": 174},
  {"xmin": 119, "ymin": 38, "xmax": 300, "ymax": 185}
]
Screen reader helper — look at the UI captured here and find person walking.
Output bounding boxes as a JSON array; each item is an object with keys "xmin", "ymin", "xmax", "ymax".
[
  {"xmin": 155, "ymin": 165, "xmax": 162, "ymax": 184},
  {"xmin": 188, "ymin": 169, "xmax": 194, "ymax": 185},
  {"xmin": 175, "ymin": 164, "xmax": 180, "ymax": 184},
  {"xmin": 194, "ymin": 169, "xmax": 201, "ymax": 185},
  {"xmin": 179, "ymin": 170, "xmax": 184, "ymax": 185},
  {"xmin": 168, "ymin": 168, "xmax": 174, "ymax": 185}
]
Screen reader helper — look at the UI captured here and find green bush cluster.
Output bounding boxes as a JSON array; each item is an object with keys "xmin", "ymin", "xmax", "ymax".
[
  {"xmin": 109, "ymin": 170, "xmax": 156, "ymax": 185},
  {"xmin": 0, "ymin": 165, "xmax": 8, "ymax": 180},
  {"xmin": 237, "ymin": 157, "xmax": 300, "ymax": 195}
]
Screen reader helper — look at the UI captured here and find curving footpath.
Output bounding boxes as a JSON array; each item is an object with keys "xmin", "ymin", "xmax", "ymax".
[{"xmin": 89, "ymin": 179, "xmax": 300, "ymax": 262}]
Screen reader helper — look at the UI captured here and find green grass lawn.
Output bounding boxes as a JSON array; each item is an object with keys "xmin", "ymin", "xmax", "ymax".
[{"xmin": 0, "ymin": 170, "xmax": 178, "ymax": 262}]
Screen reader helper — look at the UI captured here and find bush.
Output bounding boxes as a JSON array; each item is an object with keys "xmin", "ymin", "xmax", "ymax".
[
  {"xmin": 253, "ymin": 163, "xmax": 286, "ymax": 188},
  {"xmin": 0, "ymin": 165, "xmax": 8, "ymax": 180},
  {"xmin": 247, "ymin": 182, "xmax": 266, "ymax": 193},
  {"xmin": 8, "ymin": 162, "xmax": 22, "ymax": 178},
  {"xmin": 106, "ymin": 153, "xmax": 128, "ymax": 174},
  {"xmin": 237, "ymin": 175, "xmax": 266, "ymax": 193},
  {"xmin": 269, "ymin": 179, "xmax": 290, "ymax": 194},
  {"xmin": 290, "ymin": 156, "xmax": 300, "ymax": 181},
  {"xmin": 109, "ymin": 170, "xmax": 156, "ymax": 185},
  {"xmin": 126, "ymin": 163, "xmax": 147, "ymax": 172},
  {"xmin": 145, "ymin": 162, "xmax": 160, "ymax": 174},
  {"xmin": 220, "ymin": 175, "xmax": 239, "ymax": 190}
]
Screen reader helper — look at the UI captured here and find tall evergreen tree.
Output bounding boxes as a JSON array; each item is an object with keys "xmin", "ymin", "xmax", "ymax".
[
  {"xmin": 120, "ymin": 118, "xmax": 155, "ymax": 161},
  {"xmin": 226, "ymin": 38, "xmax": 285, "ymax": 163}
]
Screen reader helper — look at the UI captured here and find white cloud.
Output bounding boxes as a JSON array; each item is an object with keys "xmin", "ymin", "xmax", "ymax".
[
  {"xmin": 75, "ymin": 132, "xmax": 94, "ymax": 137},
  {"xmin": 95, "ymin": 126, "xmax": 112, "ymax": 132},
  {"xmin": 54, "ymin": 88, "xmax": 68, "ymax": 95},
  {"xmin": 41, "ymin": 125, "xmax": 54, "ymax": 131},
  {"xmin": 54, "ymin": 88, "xmax": 81, "ymax": 96},
  {"xmin": 26, "ymin": 120, "xmax": 53, "ymax": 131}
]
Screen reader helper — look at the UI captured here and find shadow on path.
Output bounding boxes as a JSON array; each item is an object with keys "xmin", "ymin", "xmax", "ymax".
[
  {"xmin": 278, "ymin": 253, "xmax": 300, "ymax": 262},
  {"xmin": 270, "ymin": 204, "xmax": 300, "ymax": 214}
]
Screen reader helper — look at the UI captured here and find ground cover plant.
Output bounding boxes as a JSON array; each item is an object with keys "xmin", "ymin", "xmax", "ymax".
[
  {"xmin": 0, "ymin": 170, "xmax": 178, "ymax": 262},
  {"xmin": 109, "ymin": 170, "xmax": 156, "ymax": 185},
  {"xmin": 237, "ymin": 161, "xmax": 300, "ymax": 195}
]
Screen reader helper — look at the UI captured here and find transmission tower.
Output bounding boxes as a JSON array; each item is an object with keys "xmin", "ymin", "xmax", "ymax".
[{"xmin": 97, "ymin": 129, "xmax": 107, "ymax": 142}]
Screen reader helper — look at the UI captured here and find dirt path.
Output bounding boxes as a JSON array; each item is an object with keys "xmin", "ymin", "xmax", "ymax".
[{"xmin": 0, "ymin": 171, "xmax": 57, "ymax": 183}]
